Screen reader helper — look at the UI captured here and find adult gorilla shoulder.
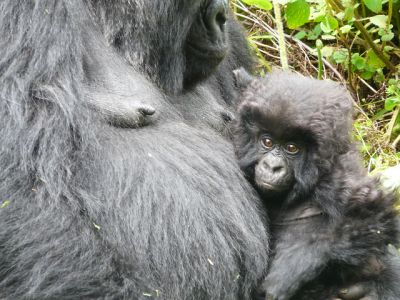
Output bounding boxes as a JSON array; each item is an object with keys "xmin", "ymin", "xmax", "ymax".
[{"xmin": 0, "ymin": 1, "xmax": 269, "ymax": 299}]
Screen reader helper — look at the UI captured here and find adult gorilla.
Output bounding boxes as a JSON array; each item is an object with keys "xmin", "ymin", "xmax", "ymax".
[
  {"xmin": 0, "ymin": 1, "xmax": 267, "ymax": 299},
  {"xmin": 0, "ymin": 1, "xmax": 376, "ymax": 299}
]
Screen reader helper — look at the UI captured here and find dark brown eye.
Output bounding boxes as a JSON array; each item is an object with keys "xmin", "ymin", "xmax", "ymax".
[
  {"xmin": 286, "ymin": 144, "xmax": 299, "ymax": 154},
  {"xmin": 261, "ymin": 137, "xmax": 274, "ymax": 149}
]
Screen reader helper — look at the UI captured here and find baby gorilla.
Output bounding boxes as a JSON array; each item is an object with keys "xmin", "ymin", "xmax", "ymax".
[{"xmin": 233, "ymin": 69, "xmax": 400, "ymax": 300}]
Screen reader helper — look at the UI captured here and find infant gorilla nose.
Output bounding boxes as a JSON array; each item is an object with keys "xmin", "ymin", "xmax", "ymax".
[{"xmin": 255, "ymin": 155, "xmax": 292, "ymax": 193}]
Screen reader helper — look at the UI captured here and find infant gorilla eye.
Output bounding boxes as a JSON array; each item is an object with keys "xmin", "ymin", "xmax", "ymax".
[
  {"xmin": 261, "ymin": 137, "xmax": 274, "ymax": 149},
  {"xmin": 285, "ymin": 143, "xmax": 299, "ymax": 154}
]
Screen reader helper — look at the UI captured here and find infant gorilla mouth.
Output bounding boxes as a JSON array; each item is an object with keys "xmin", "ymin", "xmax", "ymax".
[{"xmin": 233, "ymin": 68, "xmax": 400, "ymax": 300}]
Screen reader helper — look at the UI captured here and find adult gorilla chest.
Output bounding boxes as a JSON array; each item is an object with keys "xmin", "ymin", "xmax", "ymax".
[{"xmin": 77, "ymin": 121, "xmax": 269, "ymax": 299}]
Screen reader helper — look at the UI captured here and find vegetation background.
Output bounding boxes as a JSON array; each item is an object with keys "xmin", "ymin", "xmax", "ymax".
[{"xmin": 232, "ymin": 0, "xmax": 400, "ymax": 197}]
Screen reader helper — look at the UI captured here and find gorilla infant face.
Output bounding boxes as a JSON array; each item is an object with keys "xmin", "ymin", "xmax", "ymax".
[
  {"xmin": 232, "ymin": 68, "xmax": 353, "ymax": 204},
  {"xmin": 254, "ymin": 133, "xmax": 305, "ymax": 195}
]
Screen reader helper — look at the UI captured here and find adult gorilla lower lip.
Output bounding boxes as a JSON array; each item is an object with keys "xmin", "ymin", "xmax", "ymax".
[{"xmin": 186, "ymin": 41, "xmax": 228, "ymax": 60}]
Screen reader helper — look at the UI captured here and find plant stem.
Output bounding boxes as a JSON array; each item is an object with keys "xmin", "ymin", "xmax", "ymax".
[
  {"xmin": 392, "ymin": 133, "xmax": 400, "ymax": 148},
  {"xmin": 272, "ymin": 0, "xmax": 289, "ymax": 70},
  {"xmin": 353, "ymin": 20, "xmax": 396, "ymax": 72},
  {"xmin": 393, "ymin": 3, "xmax": 400, "ymax": 33},
  {"xmin": 386, "ymin": 106, "xmax": 400, "ymax": 143},
  {"xmin": 232, "ymin": 0, "xmax": 237, "ymax": 15},
  {"xmin": 387, "ymin": 0, "xmax": 393, "ymax": 29},
  {"xmin": 316, "ymin": 40, "xmax": 323, "ymax": 79}
]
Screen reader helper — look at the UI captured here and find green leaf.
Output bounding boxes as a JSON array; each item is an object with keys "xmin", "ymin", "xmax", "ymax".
[
  {"xmin": 335, "ymin": 12, "xmax": 345, "ymax": 20},
  {"xmin": 321, "ymin": 34, "xmax": 336, "ymax": 40},
  {"xmin": 385, "ymin": 96, "xmax": 400, "ymax": 111},
  {"xmin": 320, "ymin": 15, "xmax": 339, "ymax": 33},
  {"xmin": 360, "ymin": 64, "xmax": 377, "ymax": 79},
  {"xmin": 378, "ymin": 27, "xmax": 395, "ymax": 43},
  {"xmin": 374, "ymin": 68, "xmax": 385, "ymax": 82},
  {"xmin": 370, "ymin": 15, "xmax": 388, "ymax": 28},
  {"xmin": 285, "ymin": 0, "xmax": 310, "ymax": 29},
  {"xmin": 313, "ymin": 13, "xmax": 326, "ymax": 23},
  {"xmin": 307, "ymin": 24, "xmax": 322, "ymax": 40},
  {"xmin": 294, "ymin": 31, "xmax": 307, "ymax": 40},
  {"xmin": 332, "ymin": 49, "xmax": 349, "ymax": 64},
  {"xmin": 372, "ymin": 108, "xmax": 388, "ymax": 121},
  {"xmin": 381, "ymin": 32, "xmax": 394, "ymax": 41},
  {"xmin": 343, "ymin": 7, "xmax": 355, "ymax": 20},
  {"xmin": 360, "ymin": 70, "xmax": 374, "ymax": 79},
  {"xmin": 340, "ymin": 25, "xmax": 352, "ymax": 33},
  {"xmin": 321, "ymin": 46, "xmax": 334, "ymax": 57},
  {"xmin": 242, "ymin": 0, "xmax": 273, "ymax": 10},
  {"xmin": 366, "ymin": 49, "xmax": 386, "ymax": 68},
  {"xmin": 351, "ymin": 53, "xmax": 366, "ymax": 70},
  {"xmin": 384, "ymin": 46, "xmax": 394, "ymax": 52},
  {"xmin": 363, "ymin": 0, "xmax": 382, "ymax": 13}
]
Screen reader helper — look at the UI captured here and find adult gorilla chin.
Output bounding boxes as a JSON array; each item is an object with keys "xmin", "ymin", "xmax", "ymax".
[{"xmin": 0, "ymin": 1, "xmax": 379, "ymax": 299}]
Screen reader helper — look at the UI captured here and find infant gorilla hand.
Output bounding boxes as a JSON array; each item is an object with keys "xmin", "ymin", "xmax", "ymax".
[
  {"xmin": 335, "ymin": 282, "xmax": 377, "ymax": 300},
  {"xmin": 256, "ymin": 283, "xmax": 374, "ymax": 300}
]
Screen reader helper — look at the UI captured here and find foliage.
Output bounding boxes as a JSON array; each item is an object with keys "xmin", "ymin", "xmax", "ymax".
[{"xmin": 235, "ymin": 0, "xmax": 400, "ymax": 175}]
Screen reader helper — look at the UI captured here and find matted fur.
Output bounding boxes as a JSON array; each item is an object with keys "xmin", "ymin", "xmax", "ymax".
[{"xmin": 0, "ymin": 1, "xmax": 269, "ymax": 299}]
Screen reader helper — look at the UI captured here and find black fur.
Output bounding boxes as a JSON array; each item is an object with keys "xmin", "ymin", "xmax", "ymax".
[
  {"xmin": 233, "ymin": 70, "xmax": 400, "ymax": 300},
  {"xmin": 0, "ymin": 1, "xmax": 270, "ymax": 299}
]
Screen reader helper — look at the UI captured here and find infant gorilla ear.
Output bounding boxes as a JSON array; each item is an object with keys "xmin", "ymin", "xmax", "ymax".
[
  {"xmin": 232, "ymin": 69, "xmax": 400, "ymax": 300},
  {"xmin": 233, "ymin": 67, "xmax": 254, "ymax": 91}
]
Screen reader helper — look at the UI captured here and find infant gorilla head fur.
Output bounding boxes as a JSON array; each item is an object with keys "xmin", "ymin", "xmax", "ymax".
[
  {"xmin": 232, "ymin": 69, "xmax": 400, "ymax": 300},
  {"xmin": 232, "ymin": 68, "xmax": 399, "ymax": 228},
  {"xmin": 232, "ymin": 69, "xmax": 356, "ymax": 210}
]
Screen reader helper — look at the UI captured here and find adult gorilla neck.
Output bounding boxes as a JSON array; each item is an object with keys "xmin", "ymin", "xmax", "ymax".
[{"xmin": 88, "ymin": 0, "xmax": 237, "ymax": 96}]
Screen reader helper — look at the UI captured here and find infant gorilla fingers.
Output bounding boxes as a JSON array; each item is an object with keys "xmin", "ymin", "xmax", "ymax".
[{"xmin": 336, "ymin": 282, "xmax": 376, "ymax": 300}]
